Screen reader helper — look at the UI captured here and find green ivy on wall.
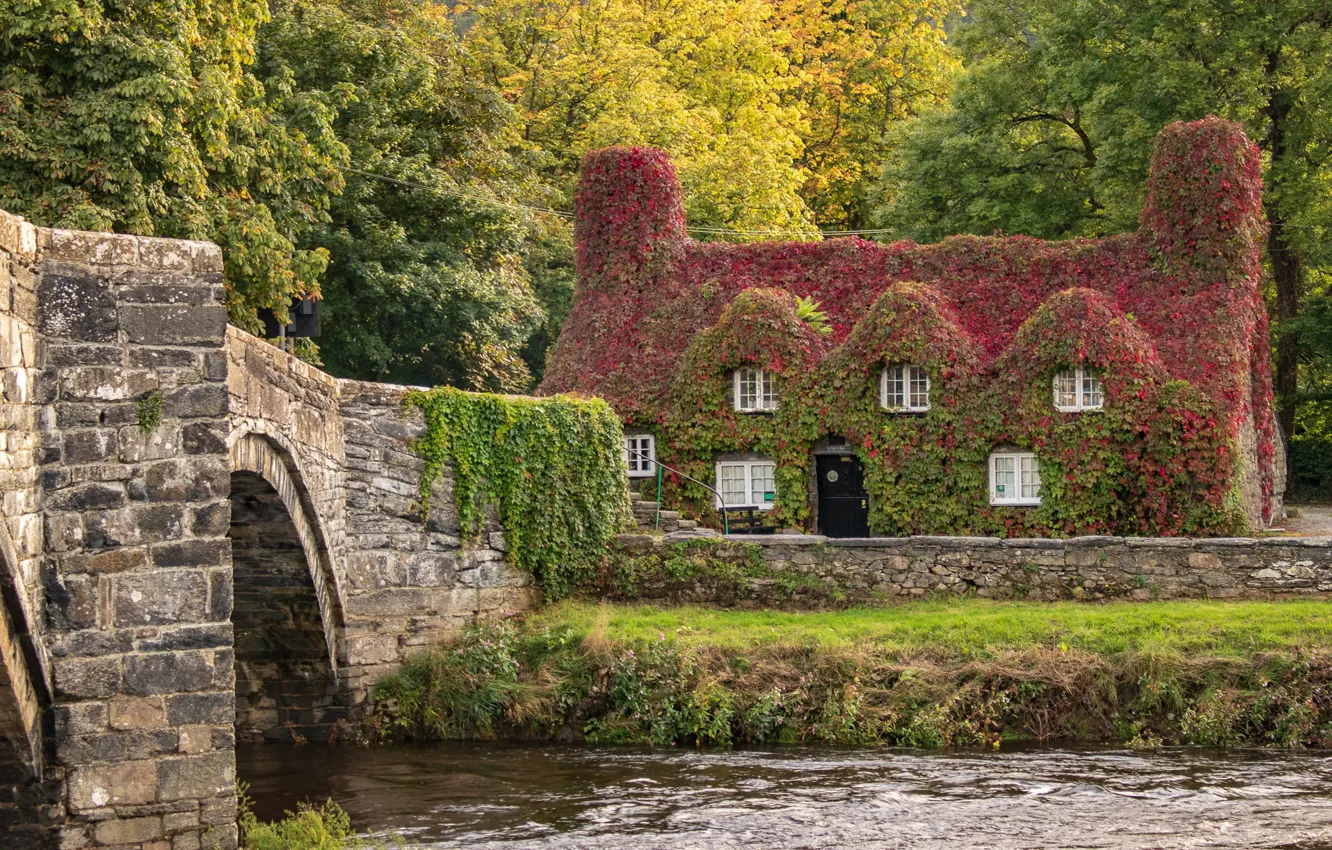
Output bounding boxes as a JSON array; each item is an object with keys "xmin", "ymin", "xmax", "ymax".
[
  {"xmin": 661, "ymin": 288, "xmax": 831, "ymax": 527},
  {"xmin": 404, "ymin": 388, "xmax": 632, "ymax": 598},
  {"xmin": 650, "ymin": 283, "xmax": 1246, "ymax": 537}
]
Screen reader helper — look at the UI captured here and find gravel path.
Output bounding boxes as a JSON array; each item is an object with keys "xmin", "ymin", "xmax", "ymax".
[{"xmin": 1275, "ymin": 504, "xmax": 1332, "ymax": 536}]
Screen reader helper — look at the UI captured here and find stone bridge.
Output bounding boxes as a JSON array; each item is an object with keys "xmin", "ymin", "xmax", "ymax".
[{"xmin": 0, "ymin": 212, "xmax": 535, "ymax": 848}]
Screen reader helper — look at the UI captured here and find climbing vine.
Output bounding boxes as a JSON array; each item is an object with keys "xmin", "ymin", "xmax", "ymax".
[
  {"xmin": 650, "ymin": 283, "xmax": 1243, "ymax": 537},
  {"xmin": 543, "ymin": 117, "xmax": 1278, "ymax": 533},
  {"xmin": 404, "ymin": 388, "xmax": 632, "ymax": 598},
  {"xmin": 662, "ymin": 288, "xmax": 831, "ymax": 526}
]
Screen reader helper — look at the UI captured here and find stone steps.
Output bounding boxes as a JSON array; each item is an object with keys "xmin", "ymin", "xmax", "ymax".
[{"xmin": 628, "ymin": 492, "xmax": 688, "ymax": 533}]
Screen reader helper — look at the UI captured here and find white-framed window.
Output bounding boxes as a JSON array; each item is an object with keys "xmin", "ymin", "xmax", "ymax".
[
  {"xmin": 715, "ymin": 460, "xmax": 777, "ymax": 510},
  {"xmin": 733, "ymin": 368, "xmax": 779, "ymax": 412},
  {"xmin": 1053, "ymin": 367, "xmax": 1103, "ymax": 411},
  {"xmin": 881, "ymin": 364, "xmax": 931, "ymax": 411},
  {"xmin": 989, "ymin": 451, "xmax": 1041, "ymax": 506},
  {"xmin": 623, "ymin": 434, "xmax": 656, "ymax": 478}
]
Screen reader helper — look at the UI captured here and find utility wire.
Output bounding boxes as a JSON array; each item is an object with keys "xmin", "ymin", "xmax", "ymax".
[
  {"xmin": 342, "ymin": 163, "xmax": 897, "ymax": 239},
  {"xmin": 342, "ymin": 162, "xmax": 1332, "ymax": 245}
]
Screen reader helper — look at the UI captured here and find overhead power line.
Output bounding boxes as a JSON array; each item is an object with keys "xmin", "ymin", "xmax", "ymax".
[
  {"xmin": 341, "ymin": 163, "xmax": 901, "ymax": 240},
  {"xmin": 344, "ymin": 162, "xmax": 1332, "ymax": 246}
]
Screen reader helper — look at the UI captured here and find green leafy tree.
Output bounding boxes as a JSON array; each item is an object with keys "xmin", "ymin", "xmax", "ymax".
[
  {"xmin": 872, "ymin": 0, "xmax": 1332, "ymax": 466},
  {"xmin": 457, "ymin": 0, "xmax": 960, "ymax": 376},
  {"xmin": 256, "ymin": 0, "xmax": 545, "ymax": 389},
  {"xmin": 0, "ymin": 0, "xmax": 346, "ymax": 323},
  {"xmin": 459, "ymin": 0, "xmax": 959, "ymax": 235}
]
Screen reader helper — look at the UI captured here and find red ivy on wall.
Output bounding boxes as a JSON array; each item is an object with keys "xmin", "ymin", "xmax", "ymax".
[{"xmin": 542, "ymin": 118, "xmax": 1279, "ymax": 536}]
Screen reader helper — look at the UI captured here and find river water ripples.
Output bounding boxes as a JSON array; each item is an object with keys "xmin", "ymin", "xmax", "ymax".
[{"xmin": 237, "ymin": 742, "xmax": 1332, "ymax": 849}]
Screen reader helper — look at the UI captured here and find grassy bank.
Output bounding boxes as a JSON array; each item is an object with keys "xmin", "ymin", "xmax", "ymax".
[{"xmin": 372, "ymin": 599, "xmax": 1332, "ymax": 749}]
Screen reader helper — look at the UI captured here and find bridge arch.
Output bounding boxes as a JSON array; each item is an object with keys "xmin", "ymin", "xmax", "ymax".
[
  {"xmin": 228, "ymin": 429, "xmax": 348, "ymax": 742},
  {"xmin": 0, "ymin": 508, "xmax": 51, "ymax": 835}
]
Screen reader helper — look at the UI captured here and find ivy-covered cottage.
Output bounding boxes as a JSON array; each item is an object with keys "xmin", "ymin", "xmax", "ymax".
[{"xmin": 541, "ymin": 118, "xmax": 1284, "ymax": 538}]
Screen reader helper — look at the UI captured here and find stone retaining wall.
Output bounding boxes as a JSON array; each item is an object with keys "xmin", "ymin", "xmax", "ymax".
[{"xmin": 612, "ymin": 532, "xmax": 1332, "ymax": 607}]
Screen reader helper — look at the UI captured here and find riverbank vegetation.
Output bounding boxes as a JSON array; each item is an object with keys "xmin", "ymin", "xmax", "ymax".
[
  {"xmin": 239, "ymin": 791, "xmax": 390, "ymax": 849},
  {"xmin": 372, "ymin": 599, "xmax": 1332, "ymax": 749}
]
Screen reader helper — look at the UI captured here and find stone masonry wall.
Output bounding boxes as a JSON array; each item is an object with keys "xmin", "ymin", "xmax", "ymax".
[
  {"xmin": 35, "ymin": 224, "xmax": 236, "ymax": 849},
  {"xmin": 225, "ymin": 326, "xmax": 348, "ymax": 652},
  {"xmin": 613, "ymin": 533, "xmax": 1332, "ymax": 607},
  {"xmin": 337, "ymin": 380, "xmax": 538, "ymax": 688},
  {"xmin": 0, "ymin": 212, "xmax": 543, "ymax": 846},
  {"xmin": 224, "ymin": 326, "xmax": 351, "ymax": 739},
  {"xmin": 224, "ymin": 332, "xmax": 540, "ymax": 704}
]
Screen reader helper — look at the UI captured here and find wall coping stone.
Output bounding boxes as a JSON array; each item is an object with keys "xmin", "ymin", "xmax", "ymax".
[
  {"xmin": 724, "ymin": 533, "xmax": 1332, "ymax": 550},
  {"xmin": 1003, "ymin": 538, "xmax": 1067, "ymax": 549},
  {"xmin": 1124, "ymin": 537, "xmax": 1192, "ymax": 548}
]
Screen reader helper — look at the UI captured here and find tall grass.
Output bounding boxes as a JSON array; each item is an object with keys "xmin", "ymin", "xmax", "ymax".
[{"xmin": 372, "ymin": 599, "xmax": 1332, "ymax": 749}]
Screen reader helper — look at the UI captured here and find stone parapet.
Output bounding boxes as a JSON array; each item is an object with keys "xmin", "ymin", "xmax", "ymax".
[{"xmin": 29, "ymin": 221, "xmax": 235, "ymax": 849}]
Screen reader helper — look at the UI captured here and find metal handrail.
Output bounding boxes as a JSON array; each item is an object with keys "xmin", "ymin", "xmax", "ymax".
[{"xmin": 625, "ymin": 446, "xmax": 729, "ymax": 535}]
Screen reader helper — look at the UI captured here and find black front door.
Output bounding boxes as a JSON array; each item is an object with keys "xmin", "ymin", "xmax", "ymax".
[{"xmin": 817, "ymin": 454, "xmax": 870, "ymax": 538}]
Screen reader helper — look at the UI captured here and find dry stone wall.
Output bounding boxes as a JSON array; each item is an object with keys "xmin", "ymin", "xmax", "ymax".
[{"xmin": 613, "ymin": 532, "xmax": 1332, "ymax": 607}]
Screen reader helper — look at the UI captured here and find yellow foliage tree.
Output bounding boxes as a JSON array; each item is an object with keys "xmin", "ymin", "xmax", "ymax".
[
  {"xmin": 459, "ymin": 0, "xmax": 957, "ymax": 235},
  {"xmin": 774, "ymin": 0, "xmax": 960, "ymax": 227}
]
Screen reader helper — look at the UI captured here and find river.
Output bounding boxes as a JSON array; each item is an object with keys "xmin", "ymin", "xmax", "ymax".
[{"xmin": 237, "ymin": 742, "xmax": 1332, "ymax": 849}]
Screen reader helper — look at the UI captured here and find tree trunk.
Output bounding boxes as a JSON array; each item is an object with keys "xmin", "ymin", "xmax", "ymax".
[
  {"xmin": 1262, "ymin": 61, "xmax": 1301, "ymax": 489},
  {"xmin": 1269, "ymin": 213, "xmax": 1302, "ymax": 444}
]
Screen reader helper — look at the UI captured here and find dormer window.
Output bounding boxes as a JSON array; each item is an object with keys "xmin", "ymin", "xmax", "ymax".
[
  {"xmin": 1053, "ymin": 367, "xmax": 1103, "ymax": 412},
  {"xmin": 881, "ymin": 364, "xmax": 930, "ymax": 412},
  {"xmin": 734, "ymin": 368, "xmax": 778, "ymax": 412}
]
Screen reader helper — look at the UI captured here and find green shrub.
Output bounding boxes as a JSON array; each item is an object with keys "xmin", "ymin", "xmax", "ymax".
[
  {"xmin": 372, "ymin": 622, "xmax": 525, "ymax": 739},
  {"xmin": 239, "ymin": 789, "xmax": 394, "ymax": 850}
]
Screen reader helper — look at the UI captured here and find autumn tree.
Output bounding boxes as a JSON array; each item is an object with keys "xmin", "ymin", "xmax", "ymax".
[
  {"xmin": 772, "ymin": 0, "xmax": 960, "ymax": 228},
  {"xmin": 459, "ymin": 0, "xmax": 815, "ymax": 232}
]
